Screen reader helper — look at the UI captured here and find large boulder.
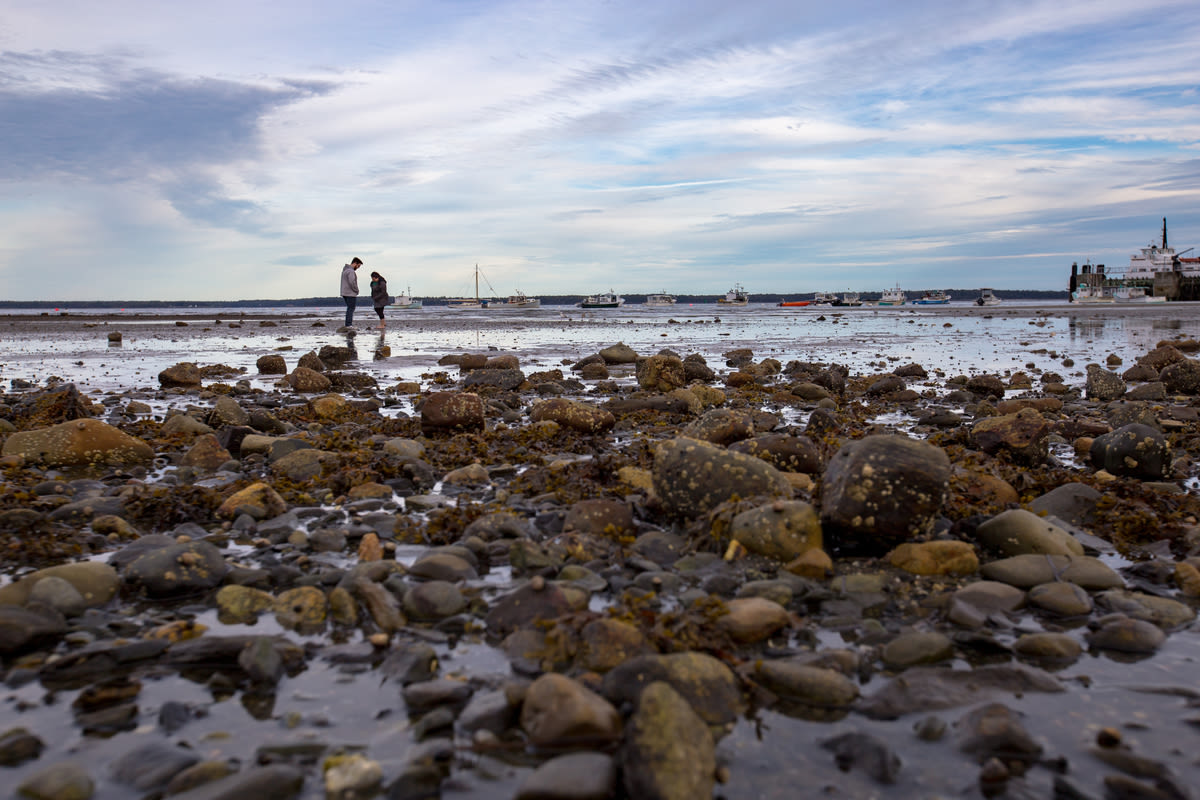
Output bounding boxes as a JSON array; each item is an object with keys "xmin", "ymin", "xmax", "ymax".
[
  {"xmin": 621, "ymin": 682, "xmax": 715, "ymax": 800},
  {"xmin": 820, "ymin": 435, "xmax": 950, "ymax": 555},
  {"xmin": 729, "ymin": 500, "xmax": 822, "ymax": 562},
  {"xmin": 1161, "ymin": 359, "xmax": 1200, "ymax": 395},
  {"xmin": 652, "ymin": 437, "xmax": 792, "ymax": 518},
  {"xmin": 1089, "ymin": 423, "xmax": 1171, "ymax": 479},
  {"xmin": 2, "ymin": 419, "xmax": 154, "ymax": 467},
  {"xmin": 1085, "ymin": 364, "xmax": 1126, "ymax": 401},
  {"xmin": 158, "ymin": 362, "xmax": 202, "ymax": 387},
  {"xmin": 420, "ymin": 392, "xmax": 486, "ymax": 434},
  {"xmin": 599, "ymin": 343, "xmax": 638, "ymax": 364},
  {"xmin": 285, "ymin": 367, "xmax": 332, "ymax": 393},
  {"xmin": 680, "ymin": 408, "xmax": 755, "ymax": 446},
  {"xmin": 969, "ymin": 407, "xmax": 1050, "ymax": 465},
  {"xmin": 636, "ymin": 355, "xmax": 686, "ymax": 392},
  {"xmin": 530, "ymin": 399, "xmax": 615, "ymax": 434},
  {"xmin": 728, "ymin": 433, "xmax": 823, "ymax": 474}
]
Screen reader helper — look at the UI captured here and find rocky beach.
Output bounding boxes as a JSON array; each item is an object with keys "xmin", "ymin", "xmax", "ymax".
[{"xmin": 0, "ymin": 302, "xmax": 1198, "ymax": 800}]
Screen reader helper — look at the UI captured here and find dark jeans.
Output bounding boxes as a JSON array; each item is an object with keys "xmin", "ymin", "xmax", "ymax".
[{"xmin": 342, "ymin": 295, "xmax": 356, "ymax": 327}]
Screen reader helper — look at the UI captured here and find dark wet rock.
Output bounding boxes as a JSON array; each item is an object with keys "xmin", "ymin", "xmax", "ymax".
[
  {"xmin": 379, "ymin": 642, "xmax": 439, "ymax": 686},
  {"xmin": 39, "ymin": 638, "xmax": 169, "ymax": 684},
  {"xmin": 285, "ymin": 366, "xmax": 331, "ymax": 392},
  {"xmin": 1093, "ymin": 590, "xmax": 1195, "ymax": 629},
  {"xmin": 181, "ymin": 433, "xmax": 234, "ymax": 470},
  {"xmin": 820, "ymin": 732, "xmax": 900, "ymax": 784},
  {"xmin": 403, "ymin": 677, "xmax": 475, "ymax": 715},
  {"xmin": 256, "ymin": 354, "xmax": 287, "ymax": 374},
  {"xmin": 820, "ymin": 434, "xmax": 950, "ymax": 555},
  {"xmin": 353, "ymin": 577, "xmax": 406, "ymax": 633},
  {"xmin": 464, "ymin": 511, "xmax": 536, "ymax": 541},
  {"xmin": 1139, "ymin": 344, "xmax": 1186, "ymax": 371},
  {"xmin": 728, "ymin": 433, "xmax": 823, "ymax": 473},
  {"xmin": 637, "ymin": 354, "xmax": 686, "ymax": 392},
  {"xmin": 271, "ymin": 448, "xmax": 328, "ymax": 482},
  {"xmin": 486, "ymin": 581, "xmax": 573, "ymax": 635},
  {"xmin": 27, "ymin": 575, "xmax": 87, "ymax": 616},
  {"xmin": 957, "ymin": 703, "xmax": 1042, "ymax": 764},
  {"xmin": 1086, "ymin": 617, "xmax": 1166, "ymax": 654},
  {"xmin": 0, "ymin": 727, "xmax": 44, "ymax": 766},
  {"xmin": 562, "ymin": 498, "xmax": 635, "ymax": 538},
  {"xmin": 969, "ymin": 407, "xmax": 1050, "ymax": 465},
  {"xmin": 965, "ymin": 374, "xmax": 1006, "ymax": 398},
  {"xmin": 858, "ymin": 663, "xmax": 1065, "ymax": 719},
  {"xmin": 576, "ymin": 618, "xmax": 654, "ymax": 672},
  {"xmin": 463, "ymin": 368, "xmax": 526, "ymax": 390},
  {"xmin": 123, "ymin": 541, "xmax": 230, "ymax": 598},
  {"xmin": 1028, "ymin": 582, "xmax": 1093, "ymax": 616},
  {"xmin": 599, "ymin": 343, "xmax": 638, "ymax": 364},
  {"xmin": 681, "ymin": 408, "xmax": 755, "ymax": 445},
  {"xmin": 1089, "ymin": 423, "xmax": 1170, "ymax": 479},
  {"xmin": 1029, "ymin": 482, "xmax": 1101, "ymax": 527},
  {"xmin": 716, "ymin": 596, "xmax": 789, "ymax": 643},
  {"xmin": 894, "ymin": 362, "xmax": 927, "ymax": 378},
  {"xmin": 1012, "ymin": 632, "xmax": 1083, "ymax": 662},
  {"xmin": 975, "ymin": 508, "xmax": 1084, "ymax": 557},
  {"xmin": 1107, "ymin": 400, "xmax": 1161, "ymax": 431},
  {"xmin": 1086, "ymin": 364, "xmax": 1127, "ymax": 401},
  {"xmin": 239, "ymin": 636, "xmax": 286, "ymax": 684},
  {"xmin": 605, "ymin": 394, "xmax": 694, "ymax": 415},
  {"xmin": 866, "ymin": 374, "xmax": 906, "ymax": 397},
  {"xmin": 409, "ymin": 552, "xmax": 478, "ymax": 582},
  {"xmin": 16, "ymin": 761, "xmax": 94, "ymax": 800},
  {"xmin": 165, "ymin": 764, "xmax": 304, "ymax": 800},
  {"xmin": 0, "ymin": 605, "xmax": 67, "ymax": 654},
  {"xmin": 980, "ymin": 554, "xmax": 1124, "ymax": 590},
  {"xmin": 1160, "ymin": 358, "xmax": 1200, "ymax": 395},
  {"xmin": 159, "ymin": 362, "xmax": 203, "ymax": 387},
  {"xmin": 631, "ymin": 530, "xmax": 688, "ymax": 566},
  {"xmin": 754, "ymin": 660, "xmax": 859, "ymax": 707},
  {"xmin": 881, "ymin": 631, "xmax": 954, "ymax": 669},
  {"xmin": 0, "ymin": 561, "xmax": 119, "ymax": 608},
  {"xmin": 317, "ymin": 344, "xmax": 356, "ymax": 367},
  {"xmin": 621, "ymin": 681, "xmax": 715, "ymax": 800},
  {"xmin": 208, "ymin": 395, "xmax": 250, "ymax": 428},
  {"xmin": 163, "ymin": 635, "xmax": 304, "ymax": 675},
  {"xmin": 515, "ymin": 752, "xmax": 617, "ymax": 800},
  {"xmin": 652, "ymin": 436, "xmax": 792, "ymax": 519},
  {"xmin": 2, "ymin": 418, "xmax": 154, "ymax": 467},
  {"xmin": 520, "ymin": 672, "xmax": 621, "ymax": 748},
  {"xmin": 112, "ymin": 741, "xmax": 202, "ymax": 793},
  {"xmin": 729, "ymin": 500, "xmax": 822, "ymax": 561},
  {"xmin": 530, "ymin": 398, "xmax": 615, "ymax": 434},
  {"xmin": 602, "ymin": 651, "xmax": 744, "ymax": 728},
  {"xmin": 402, "ymin": 581, "xmax": 466, "ymax": 620}
]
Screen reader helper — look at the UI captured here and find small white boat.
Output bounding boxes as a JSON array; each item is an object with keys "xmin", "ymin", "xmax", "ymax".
[
  {"xmin": 834, "ymin": 291, "xmax": 862, "ymax": 307},
  {"xmin": 392, "ymin": 287, "xmax": 423, "ymax": 309},
  {"xmin": 717, "ymin": 284, "xmax": 749, "ymax": 305},
  {"xmin": 812, "ymin": 291, "xmax": 837, "ymax": 306},
  {"xmin": 974, "ymin": 288, "xmax": 1001, "ymax": 307},
  {"xmin": 913, "ymin": 290, "xmax": 951, "ymax": 305},
  {"xmin": 645, "ymin": 291, "xmax": 676, "ymax": 306},
  {"xmin": 498, "ymin": 291, "xmax": 541, "ymax": 309},
  {"xmin": 1111, "ymin": 285, "xmax": 1164, "ymax": 303},
  {"xmin": 579, "ymin": 290, "xmax": 624, "ymax": 308},
  {"xmin": 1072, "ymin": 285, "xmax": 1115, "ymax": 304},
  {"xmin": 877, "ymin": 285, "xmax": 906, "ymax": 306}
]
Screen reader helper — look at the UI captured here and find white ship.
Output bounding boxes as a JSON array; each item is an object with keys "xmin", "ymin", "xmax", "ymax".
[{"xmin": 1123, "ymin": 218, "xmax": 1197, "ymax": 280}]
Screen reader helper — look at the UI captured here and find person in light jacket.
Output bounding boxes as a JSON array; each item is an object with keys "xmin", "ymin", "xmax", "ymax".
[
  {"xmin": 369, "ymin": 271, "xmax": 389, "ymax": 329},
  {"xmin": 340, "ymin": 257, "xmax": 362, "ymax": 327}
]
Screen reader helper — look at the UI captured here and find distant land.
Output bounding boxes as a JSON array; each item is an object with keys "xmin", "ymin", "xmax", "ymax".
[{"xmin": 0, "ymin": 289, "xmax": 1068, "ymax": 308}]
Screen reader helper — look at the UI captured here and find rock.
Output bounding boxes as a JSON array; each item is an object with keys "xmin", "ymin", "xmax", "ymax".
[
  {"xmin": 111, "ymin": 741, "xmax": 201, "ymax": 793},
  {"xmin": 980, "ymin": 554, "xmax": 1124, "ymax": 590},
  {"xmin": 408, "ymin": 552, "xmax": 478, "ymax": 582},
  {"xmin": 420, "ymin": 391, "xmax": 486, "ymax": 433},
  {"xmin": 285, "ymin": 366, "xmax": 332, "ymax": 392},
  {"xmin": 1012, "ymin": 633, "xmax": 1083, "ymax": 662},
  {"xmin": 887, "ymin": 540, "xmax": 978, "ymax": 576},
  {"xmin": 217, "ymin": 482, "xmax": 288, "ymax": 520},
  {"xmin": 621, "ymin": 682, "xmax": 715, "ymax": 800},
  {"xmin": 530, "ymin": 398, "xmax": 615, "ymax": 434},
  {"xmin": 1160, "ymin": 358, "xmax": 1200, "ymax": 395},
  {"xmin": 159, "ymin": 362, "xmax": 202, "ymax": 387},
  {"xmin": 16, "ymin": 761, "xmax": 94, "ymax": 800},
  {"xmin": 819, "ymin": 732, "xmax": 901, "ymax": 784},
  {"xmin": 324, "ymin": 754, "xmax": 383, "ymax": 800},
  {"xmin": 599, "ymin": 343, "xmax": 638, "ymax": 364},
  {"xmin": 819, "ymin": 434, "xmax": 950, "ymax": 555},
  {"xmin": 681, "ymin": 408, "xmax": 755, "ymax": 446},
  {"xmin": 27, "ymin": 575, "xmax": 86, "ymax": 616},
  {"xmin": 0, "ymin": 727, "xmax": 44, "ymax": 766},
  {"xmin": 637, "ymin": 354, "xmax": 686, "ymax": 392},
  {"xmin": 181, "ymin": 434, "xmax": 234, "ymax": 470},
  {"xmin": 577, "ymin": 618, "xmax": 654, "ymax": 673},
  {"xmin": 881, "ymin": 631, "xmax": 954, "ymax": 669},
  {"xmin": 1093, "ymin": 590, "xmax": 1196, "ymax": 629},
  {"xmin": 975, "ymin": 508, "xmax": 1084, "ymax": 557},
  {"xmin": 2, "ymin": 418, "xmax": 154, "ymax": 467},
  {"xmin": 402, "ymin": 581, "xmax": 466, "ymax": 620},
  {"xmin": 858, "ymin": 663, "xmax": 1064, "ymax": 719},
  {"xmin": 215, "ymin": 585, "xmax": 276, "ymax": 623},
  {"xmin": 652, "ymin": 437, "xmax": 792, "ymax": 519},
  {"xmin": 0, "ymin": 606, "xmax": 66, "ymax": 655},
  {"xmin": 318, "ymin": 344, "xmax": 356, "ymax": 367},
  {"xmin": 969, "ymin": 407, "xmax": 1050, "ymax": 465},
  {"xmin": 562, "ymin": 499, "xmax": 635, "ymax": 539},
  {"xmin": 123, "ymin": 541, "xmax": 230, "ymax": 598},
  {"xmin": 161, "ymin": 414, "xmax": 214, "ymax": 437},
  {"xmin": 271, "ymin": 449, "xmax": 329, "ymax": 482},
  {"xmin": 1029, "ymin": 483, "xmax": 1101, "ymax": 527},
  {"xmin": 716, "ymin": 596, "xmax": 790, "ymax": 643},
  {"xmin": 1027, "ymin": 582, "xmax": 1093, "ymax": 616},
  {"xmin": 754, "ymin": 660, "xmax": 859, "ymax": 707},
  {"xmin": 520, "ymin": 673, "xmax": 622, "ymax": 748},
  {"xmin": 256, "ymin": 354, "xmax": 287, "ymax": 374},
  {"xmin": 965, "ymin": 374, "xmax": 1006, "ymax": 398},
  {"xmin": 1086, "ymin": 364, "xmax": 1127, "ymax": 401},
  {"xmin": 1089, "ymin": 423, "xmax": 1171, "ymax": 479},
  {"xmin": 602, "ymin": 652, "xmax": 744, "ymax": 727},
  {"xmin": 463, "ymin": 368, "xmax": 526, "ymax": 391},
  {"xmin": 515, "ymin": 752, "xmax": 616, "ymax": 800},
  {"xmin": 729, "ymin": 500, "xmax": 821, "ymax": 562},
  {"xmin": 728, "ymin": 433, "xmax": 823, "ymax": 473},
  {"xmin": 0, "ymin": 561, "xmax": 119, "ymax": 608},
  {"xmin": 273, "ymin": 586, "xmax": 327, "ymax": 632},
  {"xmin": 208, "ymin": 396, "xmax": 249, "ymax": 427},
  {"xmin": 958, "ymin": 703, "xmax": 1042, "ymax": 764},
  {"xmin": 486, "ymin": 581, "xmax": 573, "ymax": 635},
  {"xmin": 163, "ymin": 765, "xmax": 304, "ymax": 800},
  {"xmin": 1086, "ymin": 617, "xmax": 1165, "ymax": 654}
]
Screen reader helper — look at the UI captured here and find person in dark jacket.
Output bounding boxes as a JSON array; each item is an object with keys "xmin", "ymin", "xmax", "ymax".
[
  {"xmin": 369, "ymin": 271, "xmax": 389, "ymax": 329},
  {"xmin": 340, "ymin": 257, "xmax": 362, "ymax": 327}
]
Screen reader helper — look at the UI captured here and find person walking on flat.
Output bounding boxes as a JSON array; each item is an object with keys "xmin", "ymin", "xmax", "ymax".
[
  {"xmin": 341, "ymin": 257, "xmax": 362, "ymax": 328},
  {"xmin": 369, "ymin": 271, "xmax": 390, "ymax": 330}
]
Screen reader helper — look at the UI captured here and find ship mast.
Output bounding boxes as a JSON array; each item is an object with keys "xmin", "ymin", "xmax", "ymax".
[{"xmin": 1163, "ymin": 218, "xmax": 1168, "ymax": 250}]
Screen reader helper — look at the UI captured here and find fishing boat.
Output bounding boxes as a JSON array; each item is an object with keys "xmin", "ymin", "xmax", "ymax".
[
  {"xmin": 833, "ymin": 292, "xmax": 862, "ymax": 307},
  {"xmin": 447, "ymin": 264, "xmax": 500, "ymax": 309},
  {"xmin": 974, "ymin": 288, "xmax": 1001, "ymax": 307},
  {"xmin": 777, "ymin": 299, "xmax": 811, "ymax": 307},
  {"xmin": 579, "ymin": 290, "xmax": 624, "ymax": 308},
  {"xmin": 812, "ymin": 291, "xmax": 837, "ymax": 306},
  {"xmin": 717, "ymin": 284, "xmax": 749, "ymax": 305},
  {"xmin": 913, "ymin": 290, "xmax": 951, "ymax": 305},
  {"xmin": 1112, "ymin": 285, "xmax": 1165, "ymax": 303},
  {"xmin": 645, "ymin": 292, "xmax": 677, "ymax": 306},
  {"xmin": 392, "ymin": 287, "xmax": 423, "ymax": 310},
  {"xmin": 497, "ymin": 290, "xmax": 541, "ymax": 309},
  {"xmin": 876, "ymin": 285, "xmax": 906, "ymax": 306}
]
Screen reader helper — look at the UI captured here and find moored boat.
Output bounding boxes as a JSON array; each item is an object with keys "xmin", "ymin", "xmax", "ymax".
[
  {"xmin": 913, "ymin": 290, "xmax": 951, "ymax": 305},
  {"xmin": 877, "ymin": 285, "xmax": 906, "ymax": 306},
  {"xmin": 392, "ymin": 287, "xmax": 423, "ymax": 310},
  {"xmin": 974, "ymin": 288, "xmax": 1001, "ymax": 307},
  {"xmin": 579, "ymin": 290, "xmax": 624, "ymax": 308},
  {"xmin": 777, "ymin": 299, "xmax": 811, "ymax": 307},
  {"xmin": 448, "ymin": 264, "xmax": 500, "ymax": 309},
  {"xmin": 833, "ymin": 291, "xmax": 862, "ymax": 307},
  {"xmin": 717, "ymin": 284, "xmax": 749, "ymax": 305},
  {"xmin": 1112, "ymin": 285, "xmax": 1165, "ymax": 303},
  {"xmin": 645, "ymin": 292, "xmax": 676, "ymax": 306},
  {"xmin": 812, "ymin": 291, "xmax": 837, "ymax": 305},
  {"xmin": 497, "ymin": 290, "xmax": 541, "ymax": 309}
]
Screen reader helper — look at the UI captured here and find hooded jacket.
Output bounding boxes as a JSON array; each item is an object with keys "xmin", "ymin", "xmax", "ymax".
[{"xmin": 340, "ymin": 264, "xmax": 359, "ymax": 296}]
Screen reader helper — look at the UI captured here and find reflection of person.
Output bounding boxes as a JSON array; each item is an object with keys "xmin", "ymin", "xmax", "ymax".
[
  {"xmin": 369, "ymin": 271, "xmax": 389, "ymax": 330},
  {"xmin": 340, "ymin": 257, "xmax": 362, "ymax": 327}
]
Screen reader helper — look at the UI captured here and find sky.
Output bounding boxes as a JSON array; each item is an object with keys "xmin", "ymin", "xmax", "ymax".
[{"xmin": 2, "ymin": 0, "xmax": 1200, "ymax": 301}]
